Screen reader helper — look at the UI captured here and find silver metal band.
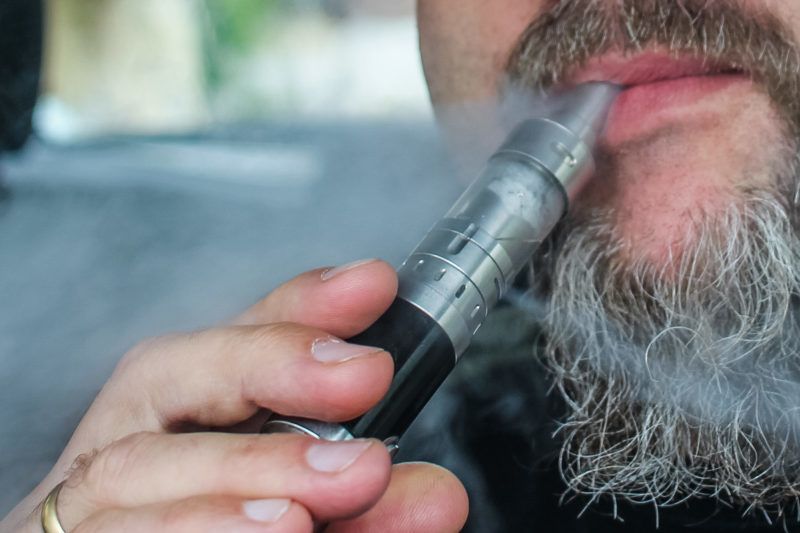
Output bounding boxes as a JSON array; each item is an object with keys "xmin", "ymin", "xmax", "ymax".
[
  {"xmin": 498, "ymin": 117, "xmax": 594, "ymax": 199},
  {"xmin": 262, "ymin": 418, "xmax": 355, "ymax": 441},
  {"xmin": 262, "ymin": 418, "xmax": 400, "ymax": 456}
]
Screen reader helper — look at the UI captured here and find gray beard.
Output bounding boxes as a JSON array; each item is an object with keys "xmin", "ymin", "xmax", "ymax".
[{"xmin": 539, "ymin": 157, "xmax": 800, "ymax": 517}]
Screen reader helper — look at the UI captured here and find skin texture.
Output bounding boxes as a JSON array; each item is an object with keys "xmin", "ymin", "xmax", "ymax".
[
  {"xmin": 7, "ymin": 1, "xmax": 800, "ymax": 531},
  {"xmin": 419, "ymin": 0, "xmax": 798, "ymax": 104},
  {"xmin": 0, "ymin": 261, "xmax": 468, "ymax": 532},
  {"xmin": 419, "ymin": 0, "xmax": 800, "ymax": 264}
]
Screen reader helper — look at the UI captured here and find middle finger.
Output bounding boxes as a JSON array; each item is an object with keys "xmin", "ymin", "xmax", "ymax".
[{"xmin": 101, "ymin": 323, "xmax": 394, "ymax": 432}]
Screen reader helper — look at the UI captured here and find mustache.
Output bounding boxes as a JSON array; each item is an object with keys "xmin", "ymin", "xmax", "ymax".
[{"xmin": 506, "ymin": 0, "xmax": 800, "ymax": 134}]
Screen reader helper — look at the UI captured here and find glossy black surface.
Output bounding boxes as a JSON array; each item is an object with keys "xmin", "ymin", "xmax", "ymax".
[{"xmin": 345, "ymin": 298, "xmax": 456, "ymax": 440}]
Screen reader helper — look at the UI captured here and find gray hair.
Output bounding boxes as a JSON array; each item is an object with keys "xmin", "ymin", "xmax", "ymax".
[{"xmin": 508, "ymin": 0, "xmax": 800, "ymax": 521}]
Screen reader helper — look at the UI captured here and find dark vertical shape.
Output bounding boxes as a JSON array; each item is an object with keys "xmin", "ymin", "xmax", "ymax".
[
  {"xmin": 0, "ymin": 0, "xmax": 44, "ymax": 152},
  {"xmin": 343, "ymin": 298, "xmax": 456, "ymax": 441}
]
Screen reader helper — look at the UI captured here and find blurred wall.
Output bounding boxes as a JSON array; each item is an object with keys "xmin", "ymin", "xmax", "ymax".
[
  {"xmin": 37, "ymin": 0, "xmax": 429, "ymax": 141},
  {"xmin": 325, "ymin": 0, "xmax": 415, "ymax": 18},
  {"xmin": 42, "ymin": 0, "xmax": 208, "ymax": 140},
  {"xmin": 212, "ymin": 0, "xmax": 429, "ymax": 120}
]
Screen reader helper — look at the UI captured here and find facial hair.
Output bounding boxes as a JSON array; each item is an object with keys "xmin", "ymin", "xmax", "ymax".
[
  {"xmin": 508, "ymin": 0, "xmax": 800, "ymax": 136},
  {"xmin": 541, "ymin": 180, "xmax": 800, "ymax": 516},
  {"xmin": 507, "ymin": 0, "xmax": 800, "ymax": 519}
]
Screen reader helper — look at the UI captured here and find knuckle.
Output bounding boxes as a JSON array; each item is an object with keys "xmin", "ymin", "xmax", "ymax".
[
  {"xmin": 228, "ymin": 434, "xmax": 299, "ymax": 470},
  {"xmin": 71, "ymin": 518, "xmax": 101, "ymax": 533},
  {"xmin": 70, "ymin": 510, "xmax": 122, "ymax": 533},
  {"xmin": 259, "ymin": 321, "xmax": 308, "ymax": 342},
  {"xmin": 161, "ymin": 498, "xmax": 208, "ymax": 530},
  {"xmin": 64, "ymin": 450, "xmax": 100, "ymax": 489},
  {"xmin": 83, "ymin": 432, "xmax": 158, "ymax": 499},
  {"xmin": 116, "ymin": 335, "xmax": 173, "ymax": 376},
  {"xmin": 228, "ymin": 435, "xmax": 273, "ymax": 468},
  {"xmin": 242, "ymin": 322, "xmax": 312, "ymax": 354}
]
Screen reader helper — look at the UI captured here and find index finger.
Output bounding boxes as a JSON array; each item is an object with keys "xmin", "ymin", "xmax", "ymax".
[{"xmin": 233, "ymin": 259, "xmax": 398, "ymax": 339}]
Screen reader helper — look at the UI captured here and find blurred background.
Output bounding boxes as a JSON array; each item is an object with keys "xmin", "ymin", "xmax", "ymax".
[
  {"xmin": 1, "ymin": 0, "xmax": 465, "ymax": 516},
  {"xmin": 39, "ymin": 0, "xmax": 433, "ymax": 140}
]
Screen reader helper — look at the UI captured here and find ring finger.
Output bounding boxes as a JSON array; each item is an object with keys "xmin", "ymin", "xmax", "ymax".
[{"xmin": 72, "ymin": 495, "xmax": 312, "ymax": 533}]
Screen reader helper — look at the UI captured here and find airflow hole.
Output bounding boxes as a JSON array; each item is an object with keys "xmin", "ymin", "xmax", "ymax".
[
  {"xmin": 434, "ymin": 269, "xmax": 446, "ymax": 281},
  {"xmin": 455, "ymin": 285, "xmax": 466, "ymax": 298}
]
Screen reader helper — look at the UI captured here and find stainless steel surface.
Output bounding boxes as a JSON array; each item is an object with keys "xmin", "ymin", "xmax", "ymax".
[
  {"xmin": 262, "ymin": 418, "xmax": 400, "ymax": 458},
  {"xmin": 399, "ymin": 82, "xmax": 620, "ymax": 359},
  {"xmin": 383, "ymin": 436, "xmax": 400, "ymax": 458},
  {"xmin": 499, "ymin": 82, "xmax": 621, "ymax": 198},
  {"xmin": 544, "ymin": 82, "xmax": 622, "ymax": 144},
  {"xmin": 262, "ymin": 418, "xmax": 355, "ymax": 441},
  {"xmin": 497, "ymin": 119, "xmax": 593, "ymax": 200}
]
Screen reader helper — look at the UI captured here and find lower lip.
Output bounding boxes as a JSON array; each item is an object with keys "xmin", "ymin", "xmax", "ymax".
[{"xmin": 603, "ymin": 74, "xmax": 751, "ymax": 144}]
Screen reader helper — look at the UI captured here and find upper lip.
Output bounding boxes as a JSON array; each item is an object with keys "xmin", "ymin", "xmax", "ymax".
[{"xmin": 565, "ymin": 50, "xmax": 747, "ymax": 87}]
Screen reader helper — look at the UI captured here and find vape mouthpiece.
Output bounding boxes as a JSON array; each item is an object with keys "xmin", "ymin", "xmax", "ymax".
[
  {"xmin": 546, "ymin": 82, "xmax": 622, "ymax": 143},
  {"xmin": 498, "ymin": 81, "xmax": 621, "ymax": 199}
]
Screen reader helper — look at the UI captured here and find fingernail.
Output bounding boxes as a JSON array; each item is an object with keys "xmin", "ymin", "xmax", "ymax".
[
  {"xmin": 321, "ymin": 258, "xmax": 376, "ymax": 281},
  {"xmin": 242, "ymin": 498, "xmax": 291, "ymax": 523},
  {"xmin": 312, "ymin": 338, "xmax": 383, "ymax": 363},
  {"xmin": 306, "ymin": 440, "xmax": 372, "ymax": 473}
]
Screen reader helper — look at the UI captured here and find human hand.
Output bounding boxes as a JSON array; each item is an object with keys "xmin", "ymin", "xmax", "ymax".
[{"xmin": 1, "ymin": 259, "xmax": 468, "ymax": 532}]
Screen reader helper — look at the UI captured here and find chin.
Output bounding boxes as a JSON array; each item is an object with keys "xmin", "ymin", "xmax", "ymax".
[{"xmin": 572, "ymin": 105, "xmax": 791, "ymax": 268}]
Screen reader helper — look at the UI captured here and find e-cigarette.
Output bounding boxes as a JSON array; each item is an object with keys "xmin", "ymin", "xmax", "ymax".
[{"xmin": 263, "ymin": 82, "xmax": 621, "ymax": 453}]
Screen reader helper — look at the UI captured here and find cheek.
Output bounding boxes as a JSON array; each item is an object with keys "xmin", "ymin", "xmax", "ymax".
[
  {"xmin": 576, "ymin": 89, "xmax": 787, "ymax": 266},
  {"xmin": 417, "ymin": 0, "xmax": 548, "ymax": 104},
  {"xmin": 747, "ymin": 0, "xmax": 800, "ymax": 39}
]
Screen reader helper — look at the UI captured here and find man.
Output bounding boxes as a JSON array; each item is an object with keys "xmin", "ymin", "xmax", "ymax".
[
  {"xmin": 417, "ymin": 0, "xmax": 800, "ymax": 528},
  {"xmin": 413, "ymin": 0, "xmax": 800, "ymax": 530},
  {"xmin": 4, "ymin": 0, "xmax": 800, "ymax": 531}
]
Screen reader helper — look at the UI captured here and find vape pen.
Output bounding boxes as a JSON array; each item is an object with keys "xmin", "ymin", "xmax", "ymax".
[{"xmin": 263, "ymin": 82, "xmax": 621, "ymax": 453}]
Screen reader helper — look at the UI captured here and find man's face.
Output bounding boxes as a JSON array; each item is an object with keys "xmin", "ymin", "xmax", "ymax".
[
  {"xmin": 419, "ymin": 0, "xmax": 800, "ymax": 263},
  {"xmin": 418, "ymin": 0, "xmax": 800, "ymax": 517}
]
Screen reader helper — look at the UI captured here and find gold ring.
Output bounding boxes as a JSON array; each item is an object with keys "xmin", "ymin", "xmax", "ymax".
[{"xmin": 41, "ymin": 482, "xmax": 67, "ymax": 533}]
